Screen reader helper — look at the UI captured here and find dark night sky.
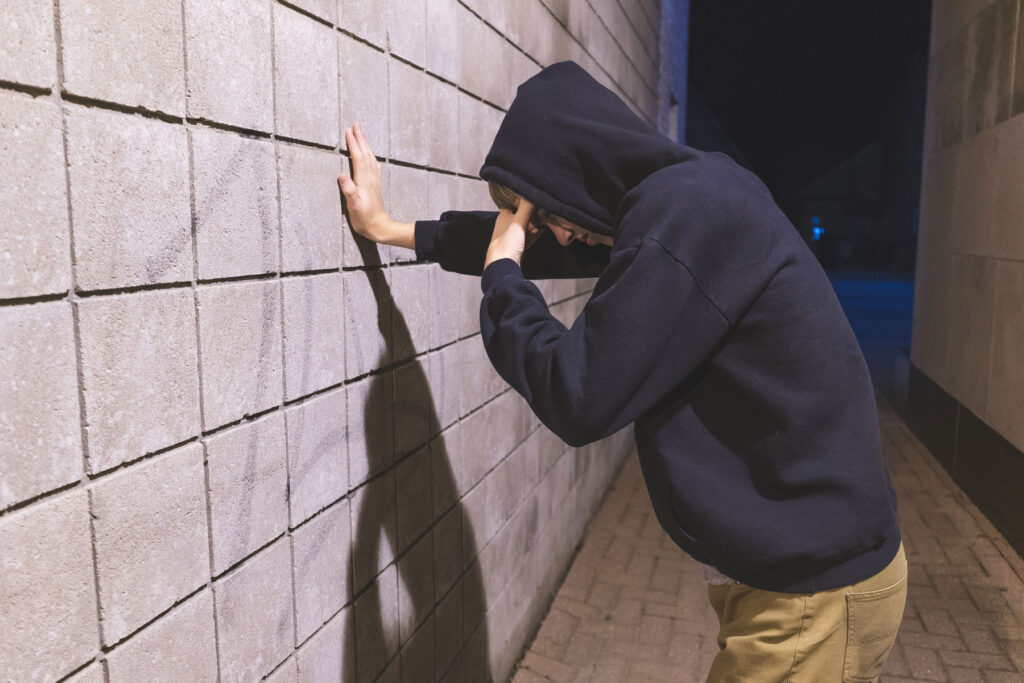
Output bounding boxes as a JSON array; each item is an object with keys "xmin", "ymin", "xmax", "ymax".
[{"xmin": 687, "ymin": 0, "xmax": 932, "ymax": 201}]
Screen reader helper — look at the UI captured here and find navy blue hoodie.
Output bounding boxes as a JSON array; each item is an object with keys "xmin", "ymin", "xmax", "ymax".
[{"xmin": 414, "ymin": 61, "xmax": 900, "ymax": 593}]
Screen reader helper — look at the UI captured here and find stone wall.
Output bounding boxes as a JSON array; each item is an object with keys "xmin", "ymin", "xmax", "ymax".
[
  {"xmin": 909, "ymin": 0, "xmax": 1024, "ymax": 553},
  {"xmin": 0, "ymin": 0, "xmax": 671, "ymax": 681}
]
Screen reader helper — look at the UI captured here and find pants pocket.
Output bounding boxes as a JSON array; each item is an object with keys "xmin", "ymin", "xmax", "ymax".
[{"xmin": 842, "ymin": 573, "xmax": 908, "ymax": 682}]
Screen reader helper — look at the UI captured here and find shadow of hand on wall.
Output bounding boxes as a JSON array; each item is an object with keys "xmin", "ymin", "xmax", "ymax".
[{"xmin": 344, "ymin": 233, "xmax": 491, "ymax": 682}]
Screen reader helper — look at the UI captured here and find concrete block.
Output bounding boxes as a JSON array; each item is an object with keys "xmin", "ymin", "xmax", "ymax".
[
  {"xmin": 433, "ymin": 505, "xmax": 462, "ymax": 600},
  {"xmin": 347, "ymin": 371, "xmax": 394, "ymax": 487},
  {"xmin": 429, "ymin": 266, "xmax": 462, "ymax": 350},
  {"xmin": 343, "ymin": 268, "xmax": 392, "ymax": 380},
  {"xmin": 426, "ymin": 345, "xmax": 460, "ymax": 435},
  {"xmin": 106, "ymin": 590, "xmax": 218, "ymax": 683},
  {"xmin": 279, "ymin": 145, "xmax": 344, "ymax": 271},
  {"xmin": 456, "ymin": 94, "xmax": 504, "ymax": 178},
  {"xmin": 206, "ymin": 413, "xmax": 288, "ymax": 574},
  {"xmin": 293, "ymin": 499, "xmax": 351, "ymax": 641},
  {"xmin": 435, "ymin": 577, "xmax": 463, "ymax": 676},
  {"xmin": 952, "ymin": 129, "xmax": 999, "ymax": 257},
  {"xmin": 458, "ymin": 273, "xmax": 482, "ymax": 339},
  {"xmin": 988, "ymin": 260, "xmax": 1024, "ymax": 451},
  {"xmin": 191, "ymin": 128, "xmax": 279, "ymax": 280},
  {"xmin": 458, "ymin": 7, "xmax": 506, "ymax": 106},
  {"xmin": 354, "ymin": 563, "xmax": 399, "ymax": 683},
  {"xmin": 350, "ymin": 469, "xmax": 396, "ymax": 591},
  {"xmin": 387, "ymin": 0, "xmax": 426, "ymax": 67},
  {"xmin": 282, "ymin": 273, "xmax": 346, "ymax": 400},
  {"xmin": 285, "ymin": 389, "xmax": 349, "ymax": 524},
  {"xmin": 274, "ymin": 4, "xmax": 339, "ymax": 146},
  {"xmin": 341, "ymin": 0, "xmax": 387, "ymax": 48},
  {"xmin": 389, "ymin": 60, "xmax": 430, "ymax": 166},
  {"xmin": 426, "ymin": 0, "xmax": 460, "ymax": 83},
  {"xmin": 77, "ymin": 289, "xmax": 200, "ymax": 473},
  {"xmin": 0, "ymin": 491, "xmax": 96, "ymax": 681},
  {"xmin": 461, "ymin": 561, "xmax": 486, "ymax": 646},
  {"xmin": 339, "ymin": 34, "xmax": 389, "ymax": 158},
  {"xmin": 289, "ymin": 0, "xmax": 336, "ymax": 23},
  {"xmin": 0, "ymin": 0, "xmax": 55, "ymax": 87},
  {"xmin": 397, "ymin": 532, "xmax": 434, "ymax": 643},
  {"xmin": 60, "ymin": 0, "xmax": 184, "ymax": 115},
  {"xmin": 394, "ymin": 360, "xmax": 434, "ymax": 456},
  {"xmin": 92, "ymin": 443, "xmax": 208, "ymax": 644},
  {"xmin": 215, "ymin": 539, "xmax": 294, "ymax": 681},
  {"xmin": 459, "ymin": 337, "xmax": 504, "ymax": 416},
  {"xmin": 427, "ymin": 79, "xmax": 459, "ymax": 172},
  {"xmin": 184, "ymin": 0, "xmax": 273, "ymax": 131},
  {"xmin": 0, "ymin": 93, "xmax": 69, "ymax": 298},
  {"xmin": 63, "ymin": 663, "xmax": 104, "ymax": 683},
  {"xmin": 0, "ymin": 302, "xmax": 81, "ymax": 509},
  {"xmin": 994, "ymin": 115, "xmax": 1024, "ymax": 260},
  {"xmin": 297, "ymin": 613, "xmax": 344, "ymax": 683},
  {"xmin": 963, "ymin": 0, "xmax": 1015, "ymax": 136},
  {"xmin": 197, "ymin": 281, "xmax": 283, "ymax": 429},
  {"xmin": 266, "ymin": 658, "xmax": 298, "ymax": 683},
  {"xmin": 391, "ymin": 263, "xmax": 433, "ymax": 358},
  {"xmin": 395, "ymin": 444, "xmax": 432, "ymax": 553},
  {"xmin": 388, "ymin": 165, "xmax": 431, "ymax": 263},
  {"xmin": 66, "ymin": 106, "xmax": 191, "ymax": 290},
  {"xmin": 427, "ymin": 171, "xmax": 458, "ymax": 223},
  {"xmin": 432, "ymin": 425, "xmax": 462, "ymax": 519},
  {"xmin": 401, "ymin": 616, "xmax": 435, "ymax": 683}
]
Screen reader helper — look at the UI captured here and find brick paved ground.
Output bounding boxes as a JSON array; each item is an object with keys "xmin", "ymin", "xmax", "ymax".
[{"xmin": 511, "ymin": 396, "xmax": 1024, "ymax": 682}]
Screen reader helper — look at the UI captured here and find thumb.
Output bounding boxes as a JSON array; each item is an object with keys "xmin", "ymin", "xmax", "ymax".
[{"xmin": 337, "ymin": 174, "xmax": 357, "ymax": 197}]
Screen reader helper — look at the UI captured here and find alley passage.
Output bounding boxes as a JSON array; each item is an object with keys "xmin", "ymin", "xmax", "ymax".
[{"xmin": 512, "ymin": 397, "xmax": 1024, "ymax": 682}]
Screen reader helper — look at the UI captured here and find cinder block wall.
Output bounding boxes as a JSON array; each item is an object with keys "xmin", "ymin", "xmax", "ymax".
[
  {"xmin": 914, "ymin": 0, "xmax": 1023, "ymax": 451},
  {"xmin": 0, "ymin": 1, "xmax": 665, "ymax": 681}
]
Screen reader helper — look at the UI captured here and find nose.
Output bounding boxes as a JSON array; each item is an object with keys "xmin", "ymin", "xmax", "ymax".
[{"xmin": 550, "ymin": 224, "xmax": 576, "ymax": 247}]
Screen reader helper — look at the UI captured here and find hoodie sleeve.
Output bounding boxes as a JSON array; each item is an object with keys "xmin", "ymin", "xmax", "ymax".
[
  {"xmin": 415, "ymin": 210, "xmax": 610, "ymax": 278},
  {"xmin": 479, "ymin": 237, "xmax": 732, "ymax": 447}
]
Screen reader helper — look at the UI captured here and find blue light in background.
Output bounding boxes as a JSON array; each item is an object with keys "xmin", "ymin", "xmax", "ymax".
[{"xmin": 811, "ymin": 216, "xmax": 825, "ymax": 241}]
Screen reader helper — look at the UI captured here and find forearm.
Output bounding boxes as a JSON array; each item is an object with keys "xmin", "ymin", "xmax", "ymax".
[{"xmin": 377, "ymin": 218, "xmax": 415, "ymax": 250}]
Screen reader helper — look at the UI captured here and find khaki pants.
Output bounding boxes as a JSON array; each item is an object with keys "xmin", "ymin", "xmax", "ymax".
[{"xmin": 706, "ymin": 543, "xmax": 907, "ymax": 682}]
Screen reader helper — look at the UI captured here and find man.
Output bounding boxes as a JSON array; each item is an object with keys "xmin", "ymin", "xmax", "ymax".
[{"xmin": 339, "ymin": 61, "xmax": 906, "ymax": 681}]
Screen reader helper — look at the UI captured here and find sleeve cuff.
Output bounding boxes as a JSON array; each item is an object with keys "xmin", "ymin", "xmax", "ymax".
[
  {"xmin": 414, "ymin": 220, "xmax": 443, "ymax": 261},
  {"xmin": 481, "ymin": 258, "xmax": 523, "ymax": 293}
]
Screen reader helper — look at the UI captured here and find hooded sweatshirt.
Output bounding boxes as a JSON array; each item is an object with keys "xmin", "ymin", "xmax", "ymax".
[{"xmin": 414, "ymin": 61, "xmax": 900, "ymax": 593}]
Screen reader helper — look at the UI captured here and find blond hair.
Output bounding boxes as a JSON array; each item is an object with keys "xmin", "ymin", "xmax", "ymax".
[{"xmin": 488, "ymin": 182, "xmax": 519, "ymax": 212}]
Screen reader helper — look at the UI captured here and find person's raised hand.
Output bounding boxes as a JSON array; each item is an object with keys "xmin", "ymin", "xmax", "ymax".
[
  {"xmin": 485, "ymin": 199, "xmax": 535, "ymax": 269},
  {"xmin": 338, "ymin": 121, "xmax": 392, "ymax": 243}
]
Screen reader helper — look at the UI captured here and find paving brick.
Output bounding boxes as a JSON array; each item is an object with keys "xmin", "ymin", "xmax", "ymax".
[
  {"xmin": 401, "ymin": 615, "xmax": 436, "ymax": 683},
  {"xmin": 388, "ymin": 166, "xmax": 431, "ymax": 264},
  {"xmin": 427, "ymin": 344, "xmax": 461, "ymax": 435},
  {"xmin": 279, "ymin": 145, "xmax": 345, "ymax": 272},
  {"xmin": 0, "ymin": 302, "xmax": 81, "ymax": 509},
  {"xmin": 106, "ymin": 589, "xmax": 217, "ymax": 683},
  {"xmin": 293, "ymin": 499, "xmax": 351, "ymax": 641},
  {"xmin": 391, "ymin": 263, "xmax": 433, "ymax": 359},
  {"xmin": 184, "ymin": 0, "xmax": 273, "ymax": 131},
  {"xmin": 351, "ymin": 469, "xmax": 397, "ymax": 591},
  {"xmin": 425, "ymin": 0, "xmax": 460, "ymax": 83},
  {"xmin": 458, "ymin": 7, "xmax": 507, "ymax": 106},
  {"xmin": 197, "ymin": 280, "xmax": 283, "ymax": 429},
  {"xmin": 0, "ymin": 93, "xmax": 69, "ymax": 298},
  {"xmin": 66, "ymin": 106, "xmax": 191, "ymax": 290},
  {"xmin": 354, "ymin": 562, "xmax": 400, "ymax": 683},
  {"xmin": 274, "ymin": 4, "xmax": 339, "ymax": 146},
  {"xmin": 77, "ymin": 289, "xmax": 200, "ymax": 473},
  {"xmin": 60, "ymin": 0, "xmax": 184, "ymax": 115},
  {"xmin": 389, "ymin": 60, "xmax": 430, "ymax": 166},
  {"xmin": 0, "ymin": 491, "xmax": 97, "ymax": 681},
  {"xmin": 191, "ymin": 128, "xmax": 279, "ymax": 279},
  {"xmin": 297, "ymin": 612, "xmax": 345, "ymax": 682},
  {"xmin": 387, "ymin": 0, "xmax": 426, "ymax": 67},
  {"xmin": 339, "ymin": 33, "xmax": 389, "ymax": 159},
  {"xmin": 215, "ymin": 540, "xmax": 294, "ymax": 681},
  {"xmin": 398, "ymin": 531, "xmax": 435, "ymax": 644},
  {"xmin": 347, "ymin": 372, "xmax": 395, "ymax": 488},
  {"xmin": 396, "ymin": 444, "xmax": 433, "ymax": 553},
  {"xmin": 0, "ymin": 0, "xmax": 55, "ymax": 87},
  {"xmin": 341, "ymin": 0, "xmax": 387, "ymax": 48},
  {"xmin": 282, "ymin": 273, "xmax": 346, "ymax": 400},
  {"xmin": 426, "ymin": 79, "xmax": 459, "ymax": 172},
  {"xmin": 394, "ymin": 360, "xmax": 434, "ymax": 456},
  {"xmin": 285, "ymin": 388, "xmax": 348, "ymax": 524},
  {"xmin": 206, "ymin": 413, "xmax": 288, "ymax": 574},
  {"xmin": 91, "ymin": 443, "xmax": 208, "ymax": 644},
  {"xmin": 343, "ymin": 268, "xmax": 392, "ymax": 380}
]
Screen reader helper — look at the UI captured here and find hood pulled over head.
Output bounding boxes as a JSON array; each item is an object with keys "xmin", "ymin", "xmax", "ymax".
[{"xmin": 479, "ymin": 61, "xmax": 686, "ymax": 237}]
